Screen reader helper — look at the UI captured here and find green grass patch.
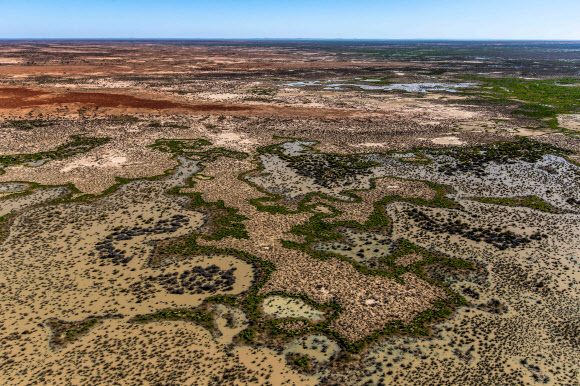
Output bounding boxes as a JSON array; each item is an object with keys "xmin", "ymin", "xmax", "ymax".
[
  {"xmin": 239, "ymin": 328, "xmax": 256, "ymax": 343},
  {"xmin": 46, "ymin": 316, "xmax": 106, "ymax": 347},
  {"xmin": 479, "ymin": 77, "xmax": 580, "ymax": 115},
  {"xmin": 292, "ymin": 355, "xmax": 311, "ymax": 370},
  {"xmin": 460, "ymin": 77, "xmax": 580, "ymax": 128}
]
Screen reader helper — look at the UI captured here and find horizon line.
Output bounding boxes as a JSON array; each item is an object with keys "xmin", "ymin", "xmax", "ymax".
[{"xmin": 1, "ymin": 38, "xmax": 580, "ymax": 42}]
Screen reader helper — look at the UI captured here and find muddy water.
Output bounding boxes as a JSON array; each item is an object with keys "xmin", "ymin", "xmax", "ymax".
[
  {"xmin": 374, "ymin": 153, "xmax": 580, "ymax": 211},
  {"xmin": 0, "ymin": 183, "xmax": 27, "ymax": 193},
  {"xmin": 331, "ymin": 199, "xmax": 580, "ymax": 385},
  {"xmin": 262, "ymin": 295, "xmax": 325, "ymax": 321},
  {"xmin": 0, "ymin": 151, "xmax": 318, "ymax": 385},
  {"xmin": 25, "ymin": 158, "xmax": 50, "ymax": 167},
  {"xmin": 13, "ymin": 317, "xmax": 318, "ymax": 385},
  {"xmin": 246, "ymin": 153, "xmax": 387, "ymax": 201},
  {"xmin": 165, "ymin": 156, "xmax": 200, "ymax": 187},
  {"xmin": 0, "ymin": 153, "xmax": 251, "ymax": 324},
  {"xmin": 283, "ymin": 334, "xmax": 341, "ymax": 363},
  {"xmin": 212, "ymin": 303, "xmax": 249, "ymax": 345},
  {"xmin": 0, "ymin": 187, "xmax": 68, "ymax": 217},
  {"xmin": 312, "ymin": 228, "xmax": 394, "ymax": 267},
  {"xmin": 282, "ymin": 80, "xmax": 475, "ymax": 93},
  {"xmin": 234, "ymin": 345, "xmax": 320, "ymax": 385},
  {"xmin": 3, "ymin": 133, "xmax": 580, "ymax": 385},
  {"xmin": 279, "ymin": 140, "xmax": 316, "ymax": 156}
]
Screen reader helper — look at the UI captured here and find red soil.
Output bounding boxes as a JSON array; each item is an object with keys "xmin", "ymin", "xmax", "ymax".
[{"xmin": 0, "ymin": 87, "xmax": 375, "ymax": 118}]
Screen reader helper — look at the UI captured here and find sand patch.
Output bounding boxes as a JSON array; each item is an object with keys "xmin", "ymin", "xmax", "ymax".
[
  {"xmin": 558, "ymin": 114, "xmax": 580, "ymax": 130},
  {"xmin": 60, "ymin": 153, "xmax": 128, "ymax": 172},
  {"xmin": 431, "ymin": 136, "xmax": 465, "ymax": 146}
]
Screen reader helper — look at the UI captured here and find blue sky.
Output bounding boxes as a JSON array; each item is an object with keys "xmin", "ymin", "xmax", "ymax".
[{"xmin": 0, "ymin": 0, "xmax": 579, "ymax": 39}]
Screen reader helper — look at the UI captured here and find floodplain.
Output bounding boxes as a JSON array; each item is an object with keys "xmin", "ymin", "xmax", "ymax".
[{"xmin": 0, "ymin": 40, "xmax": 579, "ymax": 385}]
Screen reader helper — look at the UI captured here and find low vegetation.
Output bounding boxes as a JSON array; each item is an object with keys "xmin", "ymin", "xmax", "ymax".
[{"xmin": 469, "ymin": 195, "xmax": 562, "ymax": 213}]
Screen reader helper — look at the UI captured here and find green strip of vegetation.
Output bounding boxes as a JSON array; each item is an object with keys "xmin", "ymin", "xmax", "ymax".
[
  {"xmin": 272, "ymin": 235, "xmax": 471, "ymax": 352},
  {"xmin": 132, "ymin": 309, "xmax": 215, "ymax": 331},
  {"xmin": 0, "ymin": 214, "xmax": 12, "ymax": 244},
  {"xmin": 0, "ymin": 135, "xmax": 110, "ymax": 173},
  {"xmin": 469, "ymin": 195, "xmax": 561, "ymax": 213},
  {"xmin": 241, "ymin": 138, "xmax": 458, "ymax": 216},
  {"xmin": 1, "ymin": 119, "xmax": 55, "ymax": 131},
  {"xmin": 46, "ymin": 317, "xmax": 104, "ymax": 347},
  {"xmin": 155, "ymin": 192, "xmax": 250, "ymax": 252},
  {"xmin": 149, "ymin": 138, "xmax": 247, "ymax": 163},
  {"xmin": 64, "ymin": 318, "xmax": 99, "ymax": 341},
  {"xmin": 250, "ymin": 88, "xmax": 275, "ymax": 96}
]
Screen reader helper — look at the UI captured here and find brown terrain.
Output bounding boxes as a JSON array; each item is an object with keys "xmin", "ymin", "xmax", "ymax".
[{"xmin": 1, "ymin": 41, "xmax": 579, "ymax": 385}]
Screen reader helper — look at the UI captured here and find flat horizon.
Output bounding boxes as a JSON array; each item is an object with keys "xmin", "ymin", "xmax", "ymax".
[
  {"xmin": 1, "ymin": 38, "xmax": 579, "ymax": 42},
  {"xmin": 2, "ymin": 0, "xmax": 579, "ymax": 40}
]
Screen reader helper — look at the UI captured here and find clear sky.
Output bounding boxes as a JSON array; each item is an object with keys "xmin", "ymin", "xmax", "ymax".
[{"xmin": 1, "ymin": 0, "xmax": 579, "ymax": 40}]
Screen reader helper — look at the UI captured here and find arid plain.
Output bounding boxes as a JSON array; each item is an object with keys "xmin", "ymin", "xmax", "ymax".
[{"xmin": 0, "ymin": 40, "xmax": 579, "ymax": 385}]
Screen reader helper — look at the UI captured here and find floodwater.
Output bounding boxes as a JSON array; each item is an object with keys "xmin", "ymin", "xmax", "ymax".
[
  {"xmin": 312, "ymin": 228, "xmax": 394, "ymax": 267},
  {"xmin": 282, "ymin": 80, "xmax": 475, "ymax": 93},
  {"xmin": 283, "ymin": 334, "xmax": 341, "ymax": 363},
  {"xmin": 262, "ymin": 295, "xmax": 325, "ymax": 321}
]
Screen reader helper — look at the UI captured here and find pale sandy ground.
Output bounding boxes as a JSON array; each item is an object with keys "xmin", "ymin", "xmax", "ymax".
[
  {"xmin": 431, "ymin": 136, "xmax": 466, "ymax": 145},
  {"xmin": 559, "ymin": 114, "xmax": 580, "ymax": 130}
]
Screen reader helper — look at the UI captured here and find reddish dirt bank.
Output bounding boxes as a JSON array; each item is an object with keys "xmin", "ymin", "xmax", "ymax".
[{"xmin": 0, "ymin": 87, "xmax": 378, "ymax": 118}]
